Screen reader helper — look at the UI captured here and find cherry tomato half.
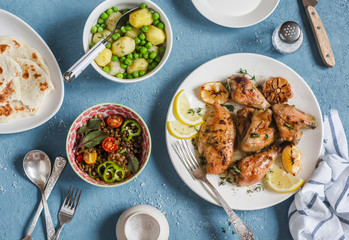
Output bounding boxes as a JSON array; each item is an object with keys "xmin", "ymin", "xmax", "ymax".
[
  {"xmin": 106, "ymin": 115, "xmax": 123, "ymax": 128},
  {"xmin": 102, "ymin": 137, "xmax": 118, "ymax": 153},
  {"xmin": 76, "ymin": 154, "xmax": 83, "ymax": 162}
]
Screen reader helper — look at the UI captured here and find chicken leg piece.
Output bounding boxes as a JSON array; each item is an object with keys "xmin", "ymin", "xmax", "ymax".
[
  {"xmin": 272, "ymin": 104, "xmax": 318, "ymax": 145},
  {"xmin": 235, "ymin": 145, "xmax": 282, "ymax": 186},
  {"xmin": 236, "ymin": 107, "xmax": 255, "ymax": 137},
  {"xmin": 240, "ymin": 109, "xmax": 277, "ymax": 153},
  {"xmin": 197, "ymin": 102, "xmax": 236, "ymax": 174},
  {"xmin": 229, "ymin": 75, "xmax": 270, "ymax": 110}
]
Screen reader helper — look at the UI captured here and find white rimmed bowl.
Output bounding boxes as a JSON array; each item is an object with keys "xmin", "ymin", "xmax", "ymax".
[{"xmin": 83, "ymin": 0, "xmax": 173, "ymax": 83}]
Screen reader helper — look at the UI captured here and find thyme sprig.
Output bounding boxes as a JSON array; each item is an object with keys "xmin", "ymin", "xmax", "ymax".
[{"xmin": 239, "ymin": 68, "xmax": 256, "ymax": 81}]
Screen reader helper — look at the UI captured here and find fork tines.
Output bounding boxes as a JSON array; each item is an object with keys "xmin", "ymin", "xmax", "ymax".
[
  {"xmin": 173, "ymin": 139, "xmax": 199, "ymax": 175},
  {"xmin": 63, "ymin": 186, "xmax": 82, "ymax": 210}
]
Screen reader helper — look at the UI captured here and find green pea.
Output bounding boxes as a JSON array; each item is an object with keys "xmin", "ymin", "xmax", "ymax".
[
  {"xmin": 97, "ymin": 27, "xmax": 104, "ymax": 32},
  {"xmin": 116, "ymin": 73, "xmax": 123, "ymax": 79},
  {"xmin": 140, "ymin": 47, "xmax": 147, "ymax": 54},
  {"xmin": 139, "ymin": 53, "xmax": 143, "ymax": 58},
  {"xmin": 107, "ymin": 8, "xmax": 113, "ymax": 15},
  {"xmin": 148, "ymin": 65, "xmax": 153, "ymax": 71},
  {"xmin": 141, "ymin": 25, "xmax": 149, "ymax": 32},
  {"xmin": 159, "ymin": 46, "xmax": 165, "ymax": 55},
  {"xmin": 134, "ymin": 53, "xmax": 139, "ymax": 59},
  {"xmin": 124, "ymin": 58, "xmax": 132, "ymax": 65},
  {"xmin": 106, "ymin": 42, "xmax": 112, "ymax": 49},
  {"xmin": 145, "ymin": 42, "xmax": 152, "ymax": 49},
  {"xmin": 101, "ymin": 12, "xmax": 108, "ymax": 20},
  {"xmin": 140, "ymin": 3, "xmax": 147, "ymax": 9},
  {"xmin": 89, "ymin": 43, "xmax": 95, "ymax": 49},
  {"xmin": 152, "ymin": 13, "xmax": 160, "ymax": 20},
  {"xmin": 149, "ymin": 51, "xmax": 157, "ymax": 59},
  {"xmin": 121, "ymin": 26, "xmax": 127, "ymax": 33},
  {"xmin": 139, "ymin": 70, "xmax": 146, "ymax": 76},
  {"xmin": 133, "ymin": 71, "xmax": 139, "ymax": 78},
  {"xmin": 112, "ymin": 6, "xmax": 118, "ymax": 12},
  {"xmin": 112, "ymin": 33, "xmax": 119, "ymax": 41},
  {"xmin": 157, "ymin": 22, "xmax": 164, "ymax": 29},
  {"xmin": 120, "ymin": 56, "xmax": 126, "ymax": 62},
  {"xmin": 136, "ymin": 46, "xmax": 142, "ymax": 51},
  {"xmin": 96, "ymin": 24, "xmax": 100, "ymax": 28},
  {"xmin": 134, "ymin": 37, "xmax": 141, "ymax": 44},
  {"xmin": 127, "ymin": 74, "xmax": 133, "ymax": 79},
  {"xmin": 139, "ymin": 33, "xmax": 146, "ymax": 40},
  {"xmin": 91, "ymin": 26, "xmax": 97, "ymax": 33},
  {"xmin": 155, "ymin": 56, "xmax": 162, "ymax": 63},
  {"xmin": 123, "ymin": 72, "xmax": 128, "ymax": 78},
  {"xmin": 147, "ymin": 59, "xmax": 153, "ymax": 64},
  {"xmin": 101, "ymin": 23, "xmax": 106, "ymax": 28},
  {"xmin": 143, "ymin": 52, "xmax": 149, "ymax": 59},
  {"xmin": 121, "ymin": 63, "xmax": 127, "ymax": 69},
  {"xmin": 103, "ymin": 66, "xmax": 110, "ymax": 73},
  {"xmin": 153, "ymin": 19, "xmax": 159, "ymax": 26},
  {"xmin": 127, "ymin": 53, "xmax": 133, "ymax": 59},
  {"xmin": 112, "ymin": 55, "xmax": 118, "ymax": 62},
  {"xmin": 151, "ymin": 62, "xmax": 158, "ymax": 69},
  {"xmin": 98, "ymin": 18, "xmax": 104, "ymax": 24},
  {"xmin": 140, "ymin": 40, "xmax": 146, "ymax": 46},
  {"xmin": 125, "ymin": 25, "xmax": 132, "ymax": 31}
]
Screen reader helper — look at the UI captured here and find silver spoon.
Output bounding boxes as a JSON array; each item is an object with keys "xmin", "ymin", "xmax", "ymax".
[
  {"xmin": 63, "ymin": 7, "xmax": 139, "ymax": 83},
  {"xmin": 23, "ymin": 150, "xmax": 56, "ymax": 240}
]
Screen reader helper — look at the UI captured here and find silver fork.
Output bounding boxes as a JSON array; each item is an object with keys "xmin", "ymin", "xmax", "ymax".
[
  {"xmin": 173, "ymin": 139, "xmax": 255, "ymax": 240},
  {"xmin": 54, "ymin": 187, "xmax": 82, "ymax": 240}
]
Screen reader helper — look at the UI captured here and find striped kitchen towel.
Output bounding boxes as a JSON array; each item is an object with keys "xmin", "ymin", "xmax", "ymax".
[{"xmin": 289, "ymin": 110, "xmax": 349, "ymax": 240}]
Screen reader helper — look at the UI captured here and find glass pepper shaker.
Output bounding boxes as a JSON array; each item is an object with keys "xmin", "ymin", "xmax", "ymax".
[{"xmin": 272, "ymin": 21, "xmax": 304, "ymax": 54}]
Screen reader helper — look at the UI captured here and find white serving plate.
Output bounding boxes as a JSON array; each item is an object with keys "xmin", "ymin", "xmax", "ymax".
[
  {"xmin": 165, "ymin": 53, "xmax": 323, "ymax": 210},
  {"xmin": 0, "ymin": 9, "xmax": 64, "ymax": 134}
]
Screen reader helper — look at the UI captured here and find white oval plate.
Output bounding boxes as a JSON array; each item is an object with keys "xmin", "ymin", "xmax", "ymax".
[
  {"xmin": 192, "ymin": 0, "xmax": 279, "ymax": 28},
  {"xmin": 165, "ymin": 53, "xmax": 323, "ymax": 210},
  {"xmin": 0, "ymin": 9, "xmax": 64, "ymax": 134}
]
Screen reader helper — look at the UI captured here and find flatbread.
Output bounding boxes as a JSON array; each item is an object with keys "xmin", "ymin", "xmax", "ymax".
[
  {"xmin": 0, "ymin": 77, "xmax": 21, "ymax": 105},
  {"xmin": 0, "ymin": 100, "xmax": 33, "ymax": 122},
  {"xmin": 15, "ymin": 58, "xmax": 54, "ymax": 111},
  {"xmin": 0, "ymin": 36, "xmax": 50, "ymax": 76},
  {"xmin": 0, "ymin": 55, "xmax": 21, "ymax": 91}
]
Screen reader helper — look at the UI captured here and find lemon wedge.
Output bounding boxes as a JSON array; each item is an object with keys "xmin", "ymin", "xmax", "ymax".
[
  {"xmin": 282, "ymin": 145, "xmax": 302, "ymax": 176},
  {"xmin": 266, "ymin": 165, "xmax": 304, "ymax": 193},
  {"xmin": 173, "ymin": 89, "xmax": 204, "ymax": 126},
  {"xmin": 167, "ymin": 120, "xmax": 199, "ymax": 139}
]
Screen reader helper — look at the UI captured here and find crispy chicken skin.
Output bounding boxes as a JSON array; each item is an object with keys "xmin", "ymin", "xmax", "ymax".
[
  {"xmin": 229, "ymin": 75, "xmax": 270, "ymax": 110},
  {"xmin": 236, "ymin": 107, "xmax": 255, "ymax": 137},
  {"xmin": 272, "ymin": 104, "xmax": 317, "ymax": 145},
  {"xmin": 235, "ymin": 145, "xmax": 282, "ymax": 186},
  {"xmin": 241, "ymin": 109, "xmax": 277, "ymax": 153},
  {"xmin": 197, "ymin": 103, "xmax": 236, "ymax": 174}
]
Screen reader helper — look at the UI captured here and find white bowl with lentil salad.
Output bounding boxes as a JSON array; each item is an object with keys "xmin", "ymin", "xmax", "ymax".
[
  {"xmin": 66, "ymin": 103, "xmax": 151, "ymax": 187},
  {"xmin": 83, "ymin": 0, "xmax": 173, "ymax": 83}
]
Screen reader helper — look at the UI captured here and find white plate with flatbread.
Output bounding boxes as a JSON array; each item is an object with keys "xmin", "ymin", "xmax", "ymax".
[
  {"xmin": 191, "ymin": 0, "xmax": 279, "ymax": 28},
  {"xmin": 165, "ymin": 53, "xmax": 323, "ymax": 210},
  {"xmin": 0, "ymin": 9, "xmax": 64, "ymax": 133}
]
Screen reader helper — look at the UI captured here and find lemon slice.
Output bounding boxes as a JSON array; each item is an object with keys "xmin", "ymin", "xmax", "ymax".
[
  {"xmin": 167, "ymin": 120, "xmax": 199, "ymax": 139},
  {"xmin": 173, "ymin": 89, "xmax": 204, "ymax": 126},
  {"xmin": 282, "ymin": 145, "xmax": 302, "ymax": 176},
  {"xmin": 266, "ymin": 165, "xmax": 304, "ymax": 193}
]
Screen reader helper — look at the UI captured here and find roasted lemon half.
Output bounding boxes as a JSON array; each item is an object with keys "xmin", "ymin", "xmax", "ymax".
[{"xmin": 200, "ymin": 82, "xmax": 229, "ymax": 105}]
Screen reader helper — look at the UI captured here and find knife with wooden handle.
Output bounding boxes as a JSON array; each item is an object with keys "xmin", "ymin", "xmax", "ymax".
[{"xmin": 302, "ymin": 0, "xmax": 335, "ymax": 67}]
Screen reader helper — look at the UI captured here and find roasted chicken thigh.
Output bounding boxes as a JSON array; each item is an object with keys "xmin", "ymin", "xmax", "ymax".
[{"xmin": 197, "ymin": 103, "xmax": 236, "ymax": 174}]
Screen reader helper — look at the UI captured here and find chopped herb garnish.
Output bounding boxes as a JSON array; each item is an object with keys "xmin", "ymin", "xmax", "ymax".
[
  {"xmin": 265, "ymin": 134, "xmax": 269, "ymax": 140},
  {"xmin": 231, "ymin": 165, "xmax": 241, "ymax": 174},
  {"xmin": 187, "ymin": 109, "xmax": 195, "ymax": 115},
  {"xmin": 224, "ymin": 79, "xmax": 233, "ymax": 94},
  {"xmin": 246, "ymin": 179, "xmax": 267, "ymax": 193},
  {"xmin": 250, "ymin": 133, "xmax": 260, "ymax": 138},
  {"xmin": 284, "ymin": 122, "xmax": 296, "ymax": 130},
  {"xmin": 239, "ymin": 68, "xmax": 256, "ymax": 81},
  {"xmin": 221, "ymin": 104, "xmax": 235, "ymax": 112},
  {"xmin": 187, "ymin": 108, "xmax": 203, "ymax": 116},
  {"xmin": 189, "ymin": 125, "xmax": 199, "ymax": 132}
]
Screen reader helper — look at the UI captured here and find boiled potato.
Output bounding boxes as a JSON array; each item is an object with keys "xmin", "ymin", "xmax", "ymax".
[
  {"xmin": 94, "ymin": 48, "xmax": 112, "ymax": 67},
  {"xmin": 129, "ymin": 8, "xmax": 153, "ymax": 28},
  {"xmin": 106, "ymin": 12, "xmax": 122, "ymax": 31},
  {"xmin": 127, "ymin": 58, "xmax": 148, "ymax": 74},
  {"xmin": 112, "ymin": 36, "xmax": 136, "ymax": 57},
  {"xmin": 108, "ymin": 61, "xmax": 125, "ymax": 76},
  {"xmin": 125, "ymin": 28, "xmax": 140, "ymax": 39},
  {"xmin": 147, "ymin": 45, "xmax": 158, "ymax": 53},
  {"xmin": 145, "ymin": 25, "xmax": 166, "ymax": 45},
  {"xmin": 92, "ymin": 29, "xmax": 111, "ymax": 44}
]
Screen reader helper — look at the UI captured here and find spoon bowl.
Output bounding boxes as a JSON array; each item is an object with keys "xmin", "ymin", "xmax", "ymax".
[{"xmin": 23, "ymin": 150, "xmax": 51, "ymax": 190}]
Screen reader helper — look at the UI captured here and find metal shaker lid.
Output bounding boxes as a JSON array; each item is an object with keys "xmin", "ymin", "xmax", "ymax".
[{"xmin": 279, "ymin": 21, "xmax": 302, "ymax": 44}]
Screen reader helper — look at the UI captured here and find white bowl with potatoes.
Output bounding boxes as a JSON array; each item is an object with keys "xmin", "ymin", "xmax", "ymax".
[{"xmin": 83, "ymin": 0, "xmax": 173, "ymax": 83}]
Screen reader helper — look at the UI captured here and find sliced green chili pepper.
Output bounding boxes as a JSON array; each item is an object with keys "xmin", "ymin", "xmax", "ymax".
[
  {"xmin": 88, "ymin": 170, "xmax": 99, "ymax": 179},
  {"xmin": 102, "ymin": 164, "xmax": 125, "ymax": 183},
  {"xmin": 97, "ymin": 161, "xmax": 116, "ymax": 176},
  {"xmin": 121, "ymin": 119, "xmax": 141, "ymax": 141}
]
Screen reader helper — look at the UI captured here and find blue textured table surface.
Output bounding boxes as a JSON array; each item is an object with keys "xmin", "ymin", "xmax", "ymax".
[{"xmin": 0, "ymin": 0, "xmax": 348, "ymax": 239}]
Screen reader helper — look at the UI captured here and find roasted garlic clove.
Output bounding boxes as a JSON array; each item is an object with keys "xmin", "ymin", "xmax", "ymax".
[
  {"xmin": 281, "ymin": 144, "xmax": 301, "ymax": 176},
  {"xmin": 263, "ymin": 77, "xmax": 293, "ymax": 104},
  {"xmin": 200, "ymin": 82, "xmax": 229, "ymax": 105}
]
